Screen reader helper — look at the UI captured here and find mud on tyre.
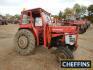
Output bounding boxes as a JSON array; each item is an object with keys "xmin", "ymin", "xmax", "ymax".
[
  {"xmin": 14, "ymin": 29, "xmax": 35, "ymax": 55},
  {"xmin": 55, "ymin": 47, "xmax": 74, "ymax": 62}
]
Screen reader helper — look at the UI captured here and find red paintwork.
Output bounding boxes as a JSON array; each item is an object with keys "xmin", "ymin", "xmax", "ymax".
[
  {"xmin": 20, "ymin": 24, "xmax": 32, "ymax": 29},
  {"xmin": 50, "ymin": 26, "xmax": 77, "ymax": 33},
  {"xmin": 64, "ymin": 19, "xmax": 87, "ymax": 25},
  {"xmin": 44, "ymin": 25, "xmax": 78, "ymax": 48},
  {"xmin": 32, "ymin": 26, "xmax": 39, "ymax": 46},
  {"xmin": 19, "ymin": 8, "xmax": 78, "ymax": 49},
  {"xmin": 49, "ymin": 26, "xmax": 77, "ymax": 38},
  {"xmin": 44, "ymin": 24, "xmax": 47, "ymax": 47}
]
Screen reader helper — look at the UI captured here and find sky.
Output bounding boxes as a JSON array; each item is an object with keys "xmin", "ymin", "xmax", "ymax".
[{"xmin": 0, "ymin": 0, "xmax": 93, "ymax": 15}]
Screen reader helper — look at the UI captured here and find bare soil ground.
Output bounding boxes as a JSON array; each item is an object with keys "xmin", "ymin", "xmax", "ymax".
[{"xmin": 0, "ymin": 24, "xmax": 93, "ymax": 70}]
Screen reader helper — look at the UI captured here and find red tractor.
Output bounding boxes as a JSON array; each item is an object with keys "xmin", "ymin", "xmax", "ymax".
[
  {"xmin": 15, "ymin": 8, "xmax": 78, "ymax": 60},
  {"xmin": 63, "ymin": 19, "xmax": 90, "ymax": 34}
]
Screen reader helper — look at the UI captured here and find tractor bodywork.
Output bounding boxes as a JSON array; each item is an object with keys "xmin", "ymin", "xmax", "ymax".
[
  {"xmin": 15, "ymin": 8, "xmax": 78, "ymax": 59},
  {"xmin": 62, "ymin": 19, "xmax": 90, "ymax": 34},
  {"xmin": 20, "ymin": 8, "xmax": 78, "ymax": 49}
]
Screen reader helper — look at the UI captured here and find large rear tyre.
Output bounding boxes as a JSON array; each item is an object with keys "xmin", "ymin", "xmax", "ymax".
[
  {"xmin": 55, "ymin": 47, "xmax": 74, "ymax": 62},
  {"xmin": 14, "ymin": 29, "xmax": 35, "ymax": 55}
]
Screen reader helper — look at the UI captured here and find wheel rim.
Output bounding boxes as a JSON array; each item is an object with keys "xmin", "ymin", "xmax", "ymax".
[{"xmin": 18, "ymin": 36, "xmax": 28, "ymax": 49}]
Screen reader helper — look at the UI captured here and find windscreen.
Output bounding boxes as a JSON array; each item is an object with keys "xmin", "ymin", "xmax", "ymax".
[{"xmin": 42, "ymin": 12, "xmax": 52, "ymax": 25}]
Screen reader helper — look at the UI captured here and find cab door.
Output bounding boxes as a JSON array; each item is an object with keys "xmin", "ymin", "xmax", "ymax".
[
  {"xmin": 34, "ymin": 12, "xmax": 44, "ymax": 45},
  {"xmin": 20, "ymin": 11, "xmax": 32, "ymax": 29}
]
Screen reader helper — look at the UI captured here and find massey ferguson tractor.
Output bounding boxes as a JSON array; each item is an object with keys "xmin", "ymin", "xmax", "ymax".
[{"xmin": 15, "ymin": 8, "xmax": 78, "ymax": 61}]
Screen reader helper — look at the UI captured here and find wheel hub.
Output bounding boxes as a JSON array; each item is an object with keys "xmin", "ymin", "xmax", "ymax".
[{"xmin": 18, "ymin": 36, "xmax": 28, "ymax": 49}]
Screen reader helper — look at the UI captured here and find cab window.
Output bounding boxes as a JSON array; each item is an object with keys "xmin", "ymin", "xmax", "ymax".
[
  {"xmin": 35, "ymin": 17, "xmax": 42, "ymax": 26},
  {"xmin": 22, "ymin": 12, "xmax": 30, "ymax": 24},
  {"xmin": 32, "ymin": 11, "xmax": 42, "ymax": 26},
  {"xmin": 42, "ymin": 12, "xmax": 51, "ymax": 25}
]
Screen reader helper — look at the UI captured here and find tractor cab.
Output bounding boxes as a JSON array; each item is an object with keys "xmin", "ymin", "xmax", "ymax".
[
  {"xmin": 15, "ymin": 8, "xmax": 78, "ymax": 60},
  {"xmin": 21, "ymin": 8, "xmax": 51, "ymax": 26},
  {"xmin": 20, "ymin": 8, "xmax": 52, "ymax": 45},
  {"xmin": 21, "ymin": 8, "xmax": 52, "ymax": 27}
]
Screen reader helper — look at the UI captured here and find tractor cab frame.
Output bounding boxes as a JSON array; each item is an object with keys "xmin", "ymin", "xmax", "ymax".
[{"xmin": 15, "ymin": 8, "xmax": 78, "ymax": 59}]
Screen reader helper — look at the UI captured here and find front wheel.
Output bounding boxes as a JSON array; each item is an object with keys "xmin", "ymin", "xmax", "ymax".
[
  {"xmin": 55, "ymin": 47, "xmax": 74, "ymax": 62},
  {"xmin": 14, "ymin": 29, "xmax": 35, "ymax": 55},
  {"xmin": 66, "ymin": 45, "xmax": 77, "ymax": 52}
]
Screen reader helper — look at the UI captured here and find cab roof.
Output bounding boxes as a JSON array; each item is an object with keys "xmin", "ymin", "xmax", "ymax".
[{"xmin": 22, "ymin": 8, "xmax": 51, "ymax": 15}]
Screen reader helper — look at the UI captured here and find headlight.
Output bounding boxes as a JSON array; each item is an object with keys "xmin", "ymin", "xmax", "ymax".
[{"xmin": 65, "ymin": 34, "xmax": 76, "ymax": 45}]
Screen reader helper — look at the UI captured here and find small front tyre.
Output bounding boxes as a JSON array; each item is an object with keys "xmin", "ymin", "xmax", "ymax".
[{"xmin": 55, "ymin": 47, "xmax": 74, "ymax": 62}]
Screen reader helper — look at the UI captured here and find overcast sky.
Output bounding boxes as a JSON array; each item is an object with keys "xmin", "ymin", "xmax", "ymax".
[{"xmin": 0, "ymin": 0, "xmax": 93, "ymax": 15}]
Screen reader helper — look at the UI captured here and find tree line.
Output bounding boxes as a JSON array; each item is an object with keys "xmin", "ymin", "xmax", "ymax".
[
  {"xmin": 0, "ymin": 3, "xmax": 93, "ymax": 24},
  {"xmin": 54, "ymin": 4, "xmax": 93, "ymax": 23}
]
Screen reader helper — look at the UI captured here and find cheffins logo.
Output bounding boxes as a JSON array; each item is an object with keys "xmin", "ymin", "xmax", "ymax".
[{"xmin": 61, "ymin": 60, "xmax": 91, "ymax": 68}]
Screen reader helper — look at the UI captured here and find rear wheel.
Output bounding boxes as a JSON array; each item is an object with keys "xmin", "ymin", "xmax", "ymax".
[
  {"xmin": 55, "ymin": 47, "xmax": 74, "ymax": 62},
  {"xmin": 15, "ymin": 29, "xmax": 35, "ymax": 55}
]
